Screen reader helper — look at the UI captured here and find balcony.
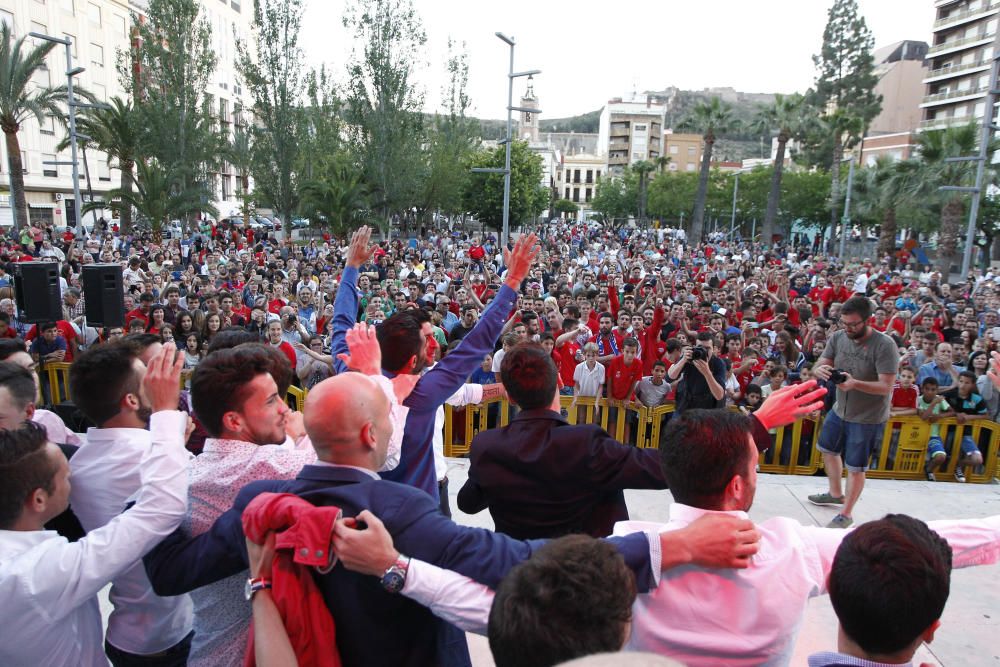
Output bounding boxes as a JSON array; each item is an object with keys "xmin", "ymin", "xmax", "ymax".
[
  {"xmin": 608, "ymin": 155, "xmax": 629, "ymax": 166},
  {"xmin": 924, "ymin": 58, "xmax": 992, "ymax": 83},
  {"xmin": 927, "ymin": 32, "xmax": 996, "ymax": 57},
  {"xmin": 609, "ymin": 141, "xmax": 629, "ymax": 152},
  {"xmin": 919, "ymin": 115, "xmax": 981, "ymax": 131},
  {"xmin": 920, "ymin": 85, "xmax": 989, "ymax": 107},
  {"xmin": 934, "ymin": 1, "xmax": 1000, "ymax": 31}
]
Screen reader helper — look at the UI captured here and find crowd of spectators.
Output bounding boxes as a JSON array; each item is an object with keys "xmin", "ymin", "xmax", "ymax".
[{"xmin": 0, "ymin": 217, "xmax": 999, "ymax": 666}]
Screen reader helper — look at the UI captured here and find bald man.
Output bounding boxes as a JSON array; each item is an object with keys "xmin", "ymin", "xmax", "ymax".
[{"xmin": 144, "ymin": 370, "xmax": 760, "ymax": 667}]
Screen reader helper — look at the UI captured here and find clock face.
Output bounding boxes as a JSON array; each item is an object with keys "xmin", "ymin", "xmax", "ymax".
[{"xmin": 383, "ymin": 570, "xmax": 405, "ymax": 593}]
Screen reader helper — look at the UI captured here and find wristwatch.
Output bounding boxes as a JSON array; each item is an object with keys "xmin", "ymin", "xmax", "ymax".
[
  {"xmin": 380, "ymin": 555, "xmax": 411, "ymax": 593},
  {"xmin": 245, "ymin": 577, "xmax": 272, "ymax": 601}
]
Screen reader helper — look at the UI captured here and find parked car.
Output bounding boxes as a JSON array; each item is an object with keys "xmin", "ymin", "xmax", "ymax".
[{"xmin": 290, "ymin": 218, "xmax": 310, "ymax": 229}]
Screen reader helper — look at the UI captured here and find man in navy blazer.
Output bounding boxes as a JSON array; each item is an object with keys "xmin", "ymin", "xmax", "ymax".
[
  {"xmin": 145, "ymin": 371, "xmax": 761, "ymax": 667},
  {"xmin": 458, "ymin": 346, "xmax": 827, "ymax": 539}
]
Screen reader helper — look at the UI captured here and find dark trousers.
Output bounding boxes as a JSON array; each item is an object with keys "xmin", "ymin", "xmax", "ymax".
[
  {"xmin": 438, "ymin": 476, "xmax": 451, "ymax": 518},
  {"xmin": 105, "ymin": 631, "xmax": 193, "ymax": 667}
]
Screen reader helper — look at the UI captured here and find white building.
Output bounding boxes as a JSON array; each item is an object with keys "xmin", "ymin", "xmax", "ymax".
[
  {"xmin": 0, "ymin": 0, "xmax": 254, "ymax": 228},
  {"xmin": 597, "ymin": 93, "xmax": 667, "ymax": 174}
]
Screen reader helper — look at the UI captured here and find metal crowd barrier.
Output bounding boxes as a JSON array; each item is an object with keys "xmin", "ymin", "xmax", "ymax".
[{"xmin": 38, "ymin": 362, "xmax": 1000, "ymax": 484}]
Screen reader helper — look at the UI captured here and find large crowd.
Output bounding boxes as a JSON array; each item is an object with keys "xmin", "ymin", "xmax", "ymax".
[{"xmin": 0, "ymin": 216, "xmax": 999, "ymax": 667}]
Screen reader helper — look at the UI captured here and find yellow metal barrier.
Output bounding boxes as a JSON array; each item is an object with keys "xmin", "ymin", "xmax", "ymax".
[
  {"xmin": 41, "ymin": 362, "xmax": 72, "ymax": 404},
  {"xmin": 286, "ymin": 385, "xmax": 307, "ymax": 412}
]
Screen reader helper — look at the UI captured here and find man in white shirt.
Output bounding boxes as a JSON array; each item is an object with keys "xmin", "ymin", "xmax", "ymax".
[
  {"xmin": 0, "ymin": 343, "xmax": 189, "ymax": 667},
  {"xmin": 67, "ymin": 342, "xmax": 195, "ymax": 666}
]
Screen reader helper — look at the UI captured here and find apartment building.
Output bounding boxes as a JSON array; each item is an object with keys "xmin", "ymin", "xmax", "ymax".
[
  {"xmin": 662, "ymin": 131, "xmax": 702, "ymax": 173},
  {"xmin": 0, "ymin": 0, "xmax": 253, "ymax": 228},
  {"xmin": 597, "ymin": 93, "xmax": 666, "ymax": 174},
  {"xmin": 920, "ymin": 0, "xmax": 1000, "ymax": 132},
  {"xmin": 557, "ymin": 153, "xmax": 604, "ymax": 209}
]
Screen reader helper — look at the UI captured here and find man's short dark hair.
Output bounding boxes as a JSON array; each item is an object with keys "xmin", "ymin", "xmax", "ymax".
[
  {"xmin": 0, "ymin": 339, "xmax": 27, "ymax": 361},
  {"xmin": 829, "ymin": 514, "xmax": 952, "ymax": 655},
  {"xmin": 920, "ymin": 377, "xmax": 939, "ymax": 389},
  {"xmin": 0, "ymin": 421, "xmax": 56, "ymax": 529},
  {"xmin": 39, "ymin": 321, "xmax": 57, "ymax": 333},
  {"xmin": 376, "ymin": 310, "xmax": 426, "ymax": 373},
  {"xmin": 121, "ymin": 333, "xmax": 162, "ymax": 356},
  {"xmin": 652, "ymin": 360, "xmax": 666, "ymax": 370},
  {"xmin": 0, "ymin": 362, "xmax": 37, "ymax": 411},
  {"xmin": 841, "ymin": 296, "xmax": 873, "ymax": 321},
  {"xmin": 622, "ymin": 337, "xmax": 639, "ymax": 350},
  {"xmin": 959, "ymin": 369, "xmax": 977, "ymax": 383},
  {"xmin": 488, "ymin": 535, "xmax": 636, "ymax": 667},
  {"xmin": 598, "ymin": 311, "xmax": 613, "ymax": 322},
  {"xmin": 192, "ymin": 344, "xmax": 286, "ymax": 437},
  {"xmin": 500, "ymin": 344, "xmax": 558, "ymax": 410},
  {"xmin": 206, "ymin": 328, "xmax": 258, "ymax": 354},
  {"xmin": 139, "ymin": 292, "xmax": 154, "ymax": 303},
  {"xmin": 695, "ymin": 331, "xmax": 713, "ymax": 344},
  {"xmin": 659, "ymin": 409, "xmax": 753, "ymax": 510},
  {"xmin": 69, "ymin": 343, "xmax": 141, "ymax": 427}
]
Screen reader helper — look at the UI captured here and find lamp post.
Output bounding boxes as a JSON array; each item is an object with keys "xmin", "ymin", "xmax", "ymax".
[
  {"xmin": 29, "ymin": 31, "xmax": 109, "ymax": 247},
  {"xmin": 471, "ymin": 32, "xmax": 540, "ymax": 255}
]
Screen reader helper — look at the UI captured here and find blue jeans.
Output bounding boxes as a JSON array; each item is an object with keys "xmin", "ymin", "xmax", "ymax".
[{"xmin": 817, "ymin": 410, "xmax": 884, "ymax": 473}]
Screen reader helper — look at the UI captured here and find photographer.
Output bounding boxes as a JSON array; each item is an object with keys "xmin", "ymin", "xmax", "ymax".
[
  {"xmin": 809, "ymin": 296, "xmax": 899, "ymax": 529},
  {"xmin": 667, "ymin": 331, "xmax": 726, "ymax": 413}
]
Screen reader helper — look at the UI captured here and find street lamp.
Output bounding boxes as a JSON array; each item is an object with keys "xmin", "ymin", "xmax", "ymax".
[
  {"xmin": 471, "ymin": 32, "xmax": 541, "ymax": 255},
  {"xmin": 29, "ymin": 32, "xmax": 110, "ymax": 245}
]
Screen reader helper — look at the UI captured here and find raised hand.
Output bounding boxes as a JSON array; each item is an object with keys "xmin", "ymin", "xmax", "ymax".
[
  {"xmin": 346, "ymin": 226, "xmax": 374, "ymax": 268},
  {"xmin": 754, "ymin": 379, "xmax": 827, "ymax": 430},
  {"xmin": 337, "ymin": 323, "xmax": 382, "ymax": 376},
  {"xmin": 502, "ymin": 233, "xmax": 541, "ymax": 288}
]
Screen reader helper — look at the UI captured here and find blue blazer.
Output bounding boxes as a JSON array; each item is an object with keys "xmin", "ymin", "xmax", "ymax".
[{"xmin": 144, "ymin": 464, "xmax": 654, "ymax": 667}]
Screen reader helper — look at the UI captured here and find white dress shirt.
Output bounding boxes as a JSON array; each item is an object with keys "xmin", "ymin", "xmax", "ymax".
[
  {"xmin": 184, "ymin": 438, "xmax": 316, "ymax": 667},
  {"xmin": 0, "ymin": 410, "xmax": 189, "ymax": 667},
  {"xmin": 33, "ymin": 408, "xmax": 83, "ymax": 447},
  {"xmin": 69, "ymin": 423, "xmax": 195, "ymax": 655},
  {"xmin": 614, "ymin": 505, "xmax": 1000, "ymax": 667}
]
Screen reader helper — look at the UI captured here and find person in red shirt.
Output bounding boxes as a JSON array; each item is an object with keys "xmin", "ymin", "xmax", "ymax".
[
  {"xmin": 265, "ymin": 319, "xmax": 296, "ymax": 368},
  {"xmin": 890, "ymin": 367, "xmax": 918, "ymax": 415},
  {"xmin": 125, "ymin": 292, "xmax": 154, "ymax": 329},
  {"xmin": 554, "ymin": 319, "xmax": 587, "ymax": 392},
  {"xmin": 606, "ymin": 338, "xmax": 644, "ymax": 442},
  {"xmin": 25, "ymin": 319, "xmax": 79, "ymax": 362}
]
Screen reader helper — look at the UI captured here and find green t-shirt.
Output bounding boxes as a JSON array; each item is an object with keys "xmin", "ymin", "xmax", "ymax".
[{"xmin": 917, "ymin": 395, "xmax": 949, "ymax": 438}]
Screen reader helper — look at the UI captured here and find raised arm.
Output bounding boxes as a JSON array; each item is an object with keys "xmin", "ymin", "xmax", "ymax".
[{"xmin": 331, "ymin": 226, "xmax": 374, "ymax": 373}]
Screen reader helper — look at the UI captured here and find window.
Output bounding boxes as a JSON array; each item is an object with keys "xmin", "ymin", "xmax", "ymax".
[
  {"xmin": 634, "ymin": 124, "xmax": 647, "ymax": 131},
  {"xmin": 686, "ymin": 163, "xmax": 696, "ymax": 172},
  {"xmin": 572, "ymin": 188, "xmax": 579, "ymax": 203},
  {"xmin": 585, "ymin": 188, "xmax": 592, "ymax": 202},
  {"xmin": 219, "ymin": 98, "xmax": 230, "ymax": 122},
  {"xmin": 596, "ymin": 170, "xmax": 601, "ymax": 180},
  {"xmin": 42, "ymin": 153, "xmax": 57, "ymax": 177},
  {"xmin": 573, "ymin": 169, "xmax": 580, "ymax": 183},
  {"xmin": 30, "ymin": 22, "xmax": 47, "ymax": 46},
  {"xmin": 63, "ymin": 33, "xmax": 77, "ymax": 58},
  {"xmin": 586, "ymin": 169, "xmax": 593, "ymax": 183},
  {"xmin": 20, "ymin": 151, "xmax": 28, "ymax": 174},
  {"xmin": 222, "ymin": 175, "xmax": 232, "ymax": 200},
  {"xmin": 92, "ymin": 82, "xmax": 106, "ymax": 101},
  {"xmin": 40, "ymin": 115, "xmax": 55, "ymax": 135},
  {"xmin": 60, "ymin": 0, "xmax": 73, "ymax": 13},
  {"xmin": 688, "ymin": 146, "xmax": 696, "ymax": 155},
  {"xmin": 114, "ymin": 14, "xmax": 126, "ymax": 37},
  {"xmin": 669, "ymin": 163, "xmax": 678, "ymax": 171},
  {"xmin": 88, "ymin": 2, "xmax": 101, "ymax": 26},
  {"xmin": 231, "ymin": 0, "xmax": 241, "ymax": 11},
  {"xmin": 669, "ymin": 145, "xmax": 678, "ymax": 154},
  {"xmin": 98, "ymin": 158, "xmax": 110, "ymax": 181},
  {"xmin": 564, "ymin": 187, "xmax": 570, "ymax": 199},
  {"xmin": 91, "ymin": 43, "xmax": 103, "ymax": 67}
]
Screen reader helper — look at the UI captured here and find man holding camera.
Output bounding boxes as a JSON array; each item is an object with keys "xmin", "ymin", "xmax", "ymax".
[
  {"xmin": 810, "ymin": 296, "xmax": 899, "ymax": 529},
  {"xmin": 667, "ymin": 331, "xmax": 726, "ymax": 413}
]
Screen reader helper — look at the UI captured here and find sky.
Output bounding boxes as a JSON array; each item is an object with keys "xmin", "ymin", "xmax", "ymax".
[{"xmin": 300, "ymin": 0, "xmax": 936, "ymax": 120}]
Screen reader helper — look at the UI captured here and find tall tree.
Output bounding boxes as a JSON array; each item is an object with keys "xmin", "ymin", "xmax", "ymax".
[
  {"xmin": 0, "ymin": 23, "xmax": 64, "ymax": 231},
  {"xmin": 58, "ymin": 97, "xmax": 139, "ymax": 233},
  {"xmin": 753, "ymin": 93, "xmax": 808, "ymax": 245},
  {"xmin": 911, "ymin": 124, "xmax": 996, "ymax": 274},
  {"xmin": 632, "ymin": 160, "xmax": 655, "ymax": 227},
  {"xmin": 463, "ymin": 141, "xmax": 545, "ymax": 232},
  {"xmin": 343, "ymin": 0, "xmax": 427, "ymax": 225},
  {"xmin": 679, "ymin": 97, "xmax": 737, "ymax": 243},
  {"xmin": 121, "ymin": 0, "xmax": 220, "ymax": 224},
  {"xmin": 808, "ymin": 0, "xmax": 882, "ymax": 229},
  {"xmin": 236, "ymin": 0, "xmax": 305, "ymax": 227},
  {"xmin": 298, "ymin": 66, "xmax": 343, "ymax": 184}
]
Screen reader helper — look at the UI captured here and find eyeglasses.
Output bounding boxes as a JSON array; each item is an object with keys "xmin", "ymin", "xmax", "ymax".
[{"xmin": 841, "ymin": 318, "xmax": 865, "ymax": 331}]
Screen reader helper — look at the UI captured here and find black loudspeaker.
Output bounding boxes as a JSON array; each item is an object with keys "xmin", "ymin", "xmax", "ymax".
[
  {"xmin": 82, "ymin": 264, "xmax": 125, "ymax": 327},
  {"xmin": 14, "ymin": 262, "xmax": 62, "ymax": 324}
]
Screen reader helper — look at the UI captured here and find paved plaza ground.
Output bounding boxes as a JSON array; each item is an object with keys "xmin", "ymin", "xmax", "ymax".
[{"xmin": 441, "ymin": 459, "xmax": 1000, "ymax": 667}]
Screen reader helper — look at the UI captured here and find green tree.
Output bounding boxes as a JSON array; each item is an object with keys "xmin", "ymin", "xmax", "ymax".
[
  {"xmin": 299, "ymin": 159, "xmax": 370, "ymax": 235},
  {"xmin": 58, "ymin": 97, "xmax": 139, "ymax": 233},
  {"xmin": 632, "ymin": 160, "xmax": 656, "ymax": 227},
  {"xmin": 343, "ymin": 0, "xmax": 427, "ymax": 225},
  {"xmin": 911, "ymin": 124, "xmax": 997, "ymax": 273},
  {"xmin": 298, "ymin": 66, "xmax": 344, "ymax": 183},
  {"xmin": 463, "ymin": 141, "xmax": 545, "ymax": 231},
  {"xmin": 679, "ymin": 97, "xmax": 737, "ymax": 243},
  {"xmin": 807, "ymin": 0, "xmax": 881, "ymax": 229},
  {"xmin": 0, "ymin": 23, "xmax": 65, "ymax": 231},
  {"xmin": 780, "ymin": 169, "xmax": 833, "ymax": 234},
  {"xmin": 236, "ymin": 0, "xmax": 305, "ymax": 227},
  {"xmin": 98, "ymin": 159, "xmax": 216, "ymax": 243},
  {"xmin": 553, "ymin": 198, "xmax": 579, "ymax": 218},
  {"xmin": 752, "ymin": 93, "xmax": 809, "ymax": 245},
  {"xmin": 122, "ymin": 0, "xmax": 221, "ymax": 224},
  {"xmin": 851, "ymin": 157, "xmax": 920, "ymax": 258},
  {"xmin": 976, "ymin": 195, "xmax": 1000, "ymax": 267}
]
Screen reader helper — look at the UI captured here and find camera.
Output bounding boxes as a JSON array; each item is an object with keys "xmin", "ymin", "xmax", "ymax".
[
  {"xmin": 829, "ymin": 368, "xmax": 848, "ymax": 384},
  {"xmin": 691, "ymin": 346, "xmax": 708, "ymax": 362}
]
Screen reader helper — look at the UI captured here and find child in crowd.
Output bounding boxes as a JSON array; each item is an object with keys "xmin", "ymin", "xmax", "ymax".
[
  {"xmin": 607, "ymin": 338, "xmax": 643, "ymax": 442},
  {"xmin": 738, "ymin": 384, "xmax": 763, "ymax": 415},
  {"xmin": 723, "ymin": 358, "xmax": 742, "ymax": 406},
  {"xmin": 941, "ymin": 370, "xmax": 988, "ymax": 482},
  {"xmin": 183, "ymin": 332, "xmax": 201, "ymax": 370},
  {"xmin": 469, "ymin": 353, "xmax": 496, "ymax": 386},
  {"xmin": 760, "ymin": 366, "xmax": 787, "ymax": 399},
  {"xmin": 573, "ymin": 342, "xmax": 604, "ymax": 423},
  {"xmin": 918, "ymin": 377, "xmax": 951, "ymax": 482}
]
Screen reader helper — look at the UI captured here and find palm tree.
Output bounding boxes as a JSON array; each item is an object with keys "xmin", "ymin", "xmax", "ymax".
[
  {"xmin": 0, "ymin": 23, "xmax": 65, "ymax": 231},
  {"xmin": 95, "ymin": 159, "xmax": 217, "ymax": 244},
  {"xmin": 655, "ymin": 155, "xmax": 671, "ymax": 174},
  {"xmin": 852, "ymin": 156, "xmax": 916, "ymax": 260},
  {"xmin": 632, "ymin": 160, "xmax": 655, "ymax": 227},
  {"xmin": 679, "ymin": 97, "xmax": 736, "ymax": 243},
  {"xmin": 911, "ymin": 124, "xmax": 994, "ymax": 274},
  {"xmin": 57, "ymin": 96, "xmax": 139, "ymax": 233},
  {"xmin": 299, "ymin": 159, "xmax": 369, "ymax": 235},
  {"xmin": 753, "ymin": 94, "xmax": 808, "ymax": 246}
]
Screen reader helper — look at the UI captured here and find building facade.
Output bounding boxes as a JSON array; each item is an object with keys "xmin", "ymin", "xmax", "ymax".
[
  {"xmin": 662, "ymin": 131, "xmax": 702, "ymax": 173},
  {"xmin": 921, "ymin": 0, "xmax": 999, "ymax": 132},
  {"xmin": 597, "ymin": 94, "xmax": 666, "ymax": 174},
  {"xmin": 870, "ymin": 40, "xmax": 928, "ymax": 135},
  {"xmin": 0, "ymin": 0, "xmax": 254, "ymax": 229},
  {"xmin": 557, "ymin": 153, "xmax": 604, "ymax": 210}
]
